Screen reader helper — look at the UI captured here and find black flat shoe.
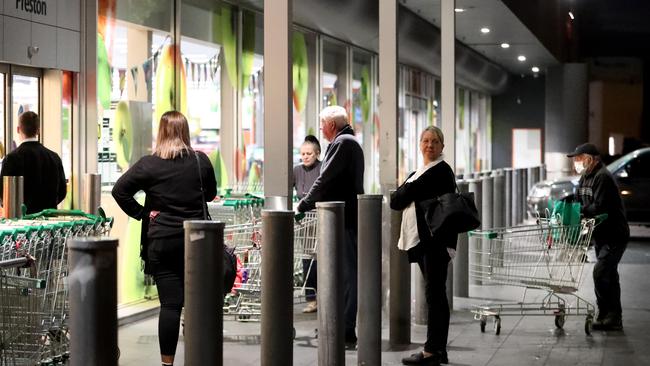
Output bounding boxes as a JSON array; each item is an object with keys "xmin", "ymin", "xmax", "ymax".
[
  {"xmin": 401, "ymin": 352, "xmax": 440, "ymax": 366},
  {"xmin": 437, "ymin": 350, "xmax": 449, "ymax": 364}
]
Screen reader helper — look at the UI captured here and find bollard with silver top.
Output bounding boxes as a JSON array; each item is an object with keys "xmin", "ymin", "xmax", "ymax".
[
  {"xmin": 541, "ymin": 164, "xmax": 547, "ymax": 181},
  {"xmin": 481, "ymin": 175, "xmax": 494, "ymax": 229},
  {"xmin": 262, "ymin": 210, "xmax": 294, "ymax": 366},
  {"xmin": 453, "ymin": 180, "xmax": 470, "ymax": 298},
  {"xmin": 357, "ymin": 195, "xmax": 382, "ymax": 366},
  {"xmin": 317, "ymin": 202, "xmax": 345, "ymax": 366},
  {"xmin": 82, "ymin": 173, "xmax": 102, "ymax": 215},
  {"xmin": 467, "ymin": 179, "xmax": 483, "ymax": 285},
  {"xmin": 3, "ymin": 176, "xmax": 24, "ymax": 218},
  {"xmin": 184, "ymin": 221, "xmax": 224, "ymax": 366},
  {"xmin": 389, "ymin": 192, "xmax": 410, "ymax": 345},
  {"xmin": 520, "ymin": 168, "xmax": 528, "ymax": 222},
  {"xmin": 68, "ymin": 237, "xmax": 119, "ymax": 366}
]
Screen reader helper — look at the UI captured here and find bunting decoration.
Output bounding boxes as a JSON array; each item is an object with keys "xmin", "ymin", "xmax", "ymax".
[{"xmin": 130, "ymin": 67, "xmax": 139, "ymax": 95}]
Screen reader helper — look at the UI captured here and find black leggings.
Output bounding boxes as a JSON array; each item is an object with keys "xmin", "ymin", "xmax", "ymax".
[
  {"xmin": 148, "ymin": 235, "xmax": 185, "ymax": 356},
  {"xmin": 417, "ymin": 246, "xmax": 451, "ymax": 354}
]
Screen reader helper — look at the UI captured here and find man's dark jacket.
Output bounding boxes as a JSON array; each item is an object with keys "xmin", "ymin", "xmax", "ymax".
[
  {"xmin": 577, "ymin": 161, "xmax": 629, "ymax": 247},
  {"xmin": 297, "ymin": 125, "xmax": 364, "ymax": 231},
  {"xmin": 0, "ymin": 141, "xmax": 67, "ymax": 214}
]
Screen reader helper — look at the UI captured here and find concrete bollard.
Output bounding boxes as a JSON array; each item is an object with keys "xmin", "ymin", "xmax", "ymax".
[
  {"xmin": 82, "ymin": 173, "xmax": 102, "ymax": 215},
  {"xmin": 389, "ymin": 193, "xmax": 411, "ymax": 346},
  {"xmin": 481, "ymin": 175, "xmax": 494, "ymax": 229},
  {"xmin": 540, "ymin": 164, "xmax": 547, "ymax": 181},
  {"xmin": 261, "ymin": 210, "xmax": 294, "ymax": 366},
  {"xmin": 317, "ymin": 202, "xmax": 345, "ymax": 366},
  {"xmin": 357, "ymin": 195, "xmax": 383, "ymax": 366},
  {"xmin": 467, "ymin": 179, "xmax": 483, "ymax": 285},
  {"xmin": 503, "ymin": 168, "xmax": 513, "ymax": 227},
  {"xmin": 68, "ymin": 237, "xmax": 119, "ymax": 366},
  {"xmin": 184, "ymin": 221, "xmax": 224, "ymax": 366},
  {"xmin": 453, "ymin": 180, "xmax": 470, "ymax": 298},
  {"xmin": 2, "ymin": 176, "xmax": 24, "ymax": 218}
]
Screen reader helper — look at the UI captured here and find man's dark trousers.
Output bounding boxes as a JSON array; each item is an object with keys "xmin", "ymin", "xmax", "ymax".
[{"xmin": 593, "ymin": 243, "xmax": 626, "ymax": 317}]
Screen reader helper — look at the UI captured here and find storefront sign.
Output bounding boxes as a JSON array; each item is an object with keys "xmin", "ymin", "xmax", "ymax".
[{"xmin": 16, "ymin": 0, "xmax": 48, "ymax": 16}]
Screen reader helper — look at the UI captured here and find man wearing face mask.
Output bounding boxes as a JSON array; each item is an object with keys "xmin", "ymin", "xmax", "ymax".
[{"xmin": 567, "ymin": 143, "xmax": 629, "ymax": 331}]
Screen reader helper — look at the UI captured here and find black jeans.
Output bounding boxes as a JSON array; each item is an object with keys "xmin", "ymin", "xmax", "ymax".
[
  {"xmin": 302, "ymin": 259, "xmax": 317, "ymax": 302},
  {"xmin": 417, "ymin": 246, "xmax": 451, "ymax": 354},
  {"xmin": 593, "ymin": 243, "xmax": 626, "ymax": 317},
  {"xmin": 343, "ymin": 228, "xmax": 358, "ymax": 336},
  {"xmin": 148, "ymin": 234, "xmax": 185, "ymax": 356}
]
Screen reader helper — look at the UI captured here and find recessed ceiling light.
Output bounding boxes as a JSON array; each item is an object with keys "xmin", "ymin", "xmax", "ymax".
[
  {"xmin": 532, "ymin": 66, "xmax": 540, "ymax": 73},
  {"xmin": 518, "ymin": 55, "xmax": 527, "ymax": 62},
  {"xmin": 454, "ymin": 8, "xmax": 465, "ymax": 13},
  {"xmin": 480, "ymin": 27, "xmax": 490, "ymax": 34},
  {"xmin": 501, "ymin": 43, "xmax": 510, "ymax": 49},
  {"xmin": 568, "ymin": 11, "xmax": 575, "ymax": 20}
]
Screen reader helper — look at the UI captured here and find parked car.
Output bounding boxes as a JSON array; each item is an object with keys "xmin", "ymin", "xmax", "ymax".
[{"xmin": 527, "ymin": 147, "xmax": 650, "ymax": 224}]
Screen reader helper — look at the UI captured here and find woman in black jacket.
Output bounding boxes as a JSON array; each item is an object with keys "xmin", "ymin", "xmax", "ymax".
[
  {"xmin": 112, "ymin": 111, "xmax": 216, "ymax": 366},
  {"xmin": 391, "ymin": 126, "xmax": 457, "ymax": 366}
]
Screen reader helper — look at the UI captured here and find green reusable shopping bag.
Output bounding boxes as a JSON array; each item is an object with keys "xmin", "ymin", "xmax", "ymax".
[{"xmin": 550, "ymin": 199, "xmax": 581, "ymax": 226}]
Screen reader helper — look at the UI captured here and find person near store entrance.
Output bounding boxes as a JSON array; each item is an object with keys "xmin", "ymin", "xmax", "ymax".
[
  {"xmin": 391, "ymin": 126, "xmax": 456, "ymax": 366},
  {"xmin": 112, "ymin": 111, "xmax": 217, "ymax": 366},
  {"xmin": 296, "ymin": 105, "xmax": 365, "ymax": 348},
  {"xmin": 567, "ymin": 142, "xmax": 629, "ymax": 331},
  {"xmin": 292, "ymin": 134, "xmax": 322, "ymax": 313},
  {"xmin": 0, "ymin": 111, "xmax": 66, "ymax": 214}
]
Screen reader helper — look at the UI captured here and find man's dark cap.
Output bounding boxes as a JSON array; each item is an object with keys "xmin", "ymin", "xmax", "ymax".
[{"xmin": 567, "ymin": 143, "xmax": 600, "ymax": 157}]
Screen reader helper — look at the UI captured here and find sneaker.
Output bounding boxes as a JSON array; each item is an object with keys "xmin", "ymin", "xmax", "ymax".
[
  {"xmin": 401, "ymin": 351, "xmax": 441, "ymax": 366},
  {"xmin": 593, "ymin": 313, "xmax": 623, "ymax": 331},
  {"xmin": 302, "ymin": 301, "xmax": 317, "ymax": 313}
]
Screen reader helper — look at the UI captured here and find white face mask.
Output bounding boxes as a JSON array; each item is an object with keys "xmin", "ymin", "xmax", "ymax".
[{"xmin": 574, "ymin": 161, "xmax": 585, "ymax": 174}]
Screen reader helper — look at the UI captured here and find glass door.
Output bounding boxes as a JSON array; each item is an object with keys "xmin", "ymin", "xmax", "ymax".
[
  {"xmin": 0, "ymin": 72, "xmax": 5, "ymax": 160},
  {"xmin": 11, "ymin": 73, "xmax": 41, "ymax": 152}
]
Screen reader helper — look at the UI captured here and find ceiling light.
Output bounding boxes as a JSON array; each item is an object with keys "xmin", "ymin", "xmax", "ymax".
[
  {"xmin": 480, "ymin": 27, "xmax": 490, "ymax": 34},
  {"xmin": 454, "ymin": 8, "xmax": 465, "ymax": 13},
  {"xmin": 500, "ymin": 43, "xmax": 510, "ymax": 49},
  {"xmin": 568, "ymin": 11, "xmax": 575, "ymax": 20},
  {"xmin": 531, "ymin": 66, "xmax": 540, "ymax": 73},
  {"xmin": 517, "ymin": 55, "xmax": 526, "ymax": 62}
]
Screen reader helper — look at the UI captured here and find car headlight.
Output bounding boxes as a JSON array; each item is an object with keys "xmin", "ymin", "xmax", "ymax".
[{"xmin": 529, "ymin": 185, "xmax": 551, "ymax": 198}]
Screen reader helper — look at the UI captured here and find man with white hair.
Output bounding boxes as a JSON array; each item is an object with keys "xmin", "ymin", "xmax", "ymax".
[{"xmin": 297, "ymin": 105, "xmax": 365, "ymax": 348}]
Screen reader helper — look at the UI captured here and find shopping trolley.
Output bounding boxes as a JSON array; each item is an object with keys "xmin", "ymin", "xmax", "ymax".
[
  {"xmin": 469, "ymin": 215, "xmax": 605, "ymax": 335},
  {"xmin": 293, "ymin": 211, "xmax": 318, "ymax": 302}
]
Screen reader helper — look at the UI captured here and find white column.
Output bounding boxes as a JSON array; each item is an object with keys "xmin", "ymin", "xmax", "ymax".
[
  {"xmin": 263, "ymin": 0, "xmax": 293, "ymax": 209},
  {"xmin": 441, "ymin": 0, "xmax": 456, "ymax": 168}
]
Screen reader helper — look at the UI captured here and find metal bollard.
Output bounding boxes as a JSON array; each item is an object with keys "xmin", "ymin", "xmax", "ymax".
[
  {"xmin": 68, "ymin": 237, "xmax": 119, "ymax": 366},
  {"xmin": 541, "ymin": 164, "xmax": 547, "ymax": 181},
  {"xmin": 389, "ymin": 193, "xmax": 410, "ymax": 346},
  {"xmin": 82, "ymin": 173, "xmax": 102, "ymax": 215},
  {"xmin": 414, "ymin": 268, "xmax": 428, "ymax": 325},
  {"xmin": 492, "ymin": 171, "xmax": 505, "ymax": 228},
  {"xmin": 481, "ymin": 175, "xmax": 494, "ymax": 229},
  {"xmin": 467, "ymin": 179, "xmax": 482, "ymax": 286},
  {"xmin": 358, "ymin": 195, "xmax": 382, "ymax": 366},
  {"xmin": 520, "ymin": 168, "xmax": 528, "ymax": 222},
  {"xmin": 3, "ymin": 176, "xmax": 24, "ymax": 218},
  {"xmin": 262, "ymin": 210, "xmax": 294, "ymax": 366},
  {"xmin": 317, "ymin": 202, "xmax": 345, "ymax": 366},
  {"xmin": 511, "ymin": 169, "xmax": 521, "ymax": 225},
  {"xmin": 453, "ymin": 180, "xmax": 469, "ymax": 298},
  {"xmin": 504, "ymin": 168, "xmax": 512, "ymax": 227},
  {"xmin": 532, "ymin": 166, "xmax": 541, "ymax": 187},
  {"xmin": 184, "ymin": 221, "xmax": 224, "ymax": 366}
]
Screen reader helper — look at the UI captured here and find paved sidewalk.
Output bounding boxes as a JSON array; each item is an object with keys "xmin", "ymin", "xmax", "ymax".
[{"xmin": 118, "ymin": 234, "xmax": 650, "ymax": 366}]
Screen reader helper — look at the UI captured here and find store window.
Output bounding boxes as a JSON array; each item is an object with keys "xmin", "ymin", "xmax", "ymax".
[
  {"xmin": 0, "ymin": 72, "xmax": 4, "ymax": 159},
  {"xmin": 292, "ymin": 29, "xmax": 318, "ymax": 166},
  {"xmin": 322, "ymin": 39, "xmax": 349, "ymax": 111},
  {"xmin": 352, "ymin": 49, "xmax": 378, "ymax": 192},
  {"xmin": 11, "ymin": 74, "xmax": 40, "ymax": 152}
]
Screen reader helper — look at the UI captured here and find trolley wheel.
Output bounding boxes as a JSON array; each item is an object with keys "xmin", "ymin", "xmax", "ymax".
[
  {"xmin": 480, "ymin": 318, "xmax": 487, "ymax": 333},
  {"xmin": 585, "ymin": 316, "xmax": 593, "ymax": 335},
  {"xmin": 555, "ymin": 314, "xmax": 566, "ymax": 329},
  {"xmin": 494, "ymin": 316, "xmax": 501, "ymax": 335}
]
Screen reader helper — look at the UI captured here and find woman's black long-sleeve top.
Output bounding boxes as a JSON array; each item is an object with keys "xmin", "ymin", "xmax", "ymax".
[
  {"xmin": 112, "ymin": 151, "xmax": 217, "ymax": 241},
  {"xmin": 390, "ymin": 160, "xmax": 457, "ymax": 262}
]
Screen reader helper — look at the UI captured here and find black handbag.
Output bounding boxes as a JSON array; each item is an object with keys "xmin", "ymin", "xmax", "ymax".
[
  {"xmin": 195, "ymin": 152, "xmax": 237, "ymax": 295},
  {"xmin": 420, "ymin": 184, "xmax": 481, "ymax": 237}
]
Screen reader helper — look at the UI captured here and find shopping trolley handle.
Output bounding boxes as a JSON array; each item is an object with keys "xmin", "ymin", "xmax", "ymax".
[
  {"xmin": 468, "ymin": 230, "xmax": 498, "ymax": 239},
  {"xmin": 294, "ymin": 212, "xmax": 306, "ymax": 222},
  {"xmin": 593, "ymin": 213, "xmax": 608, "ymax": 226}
]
